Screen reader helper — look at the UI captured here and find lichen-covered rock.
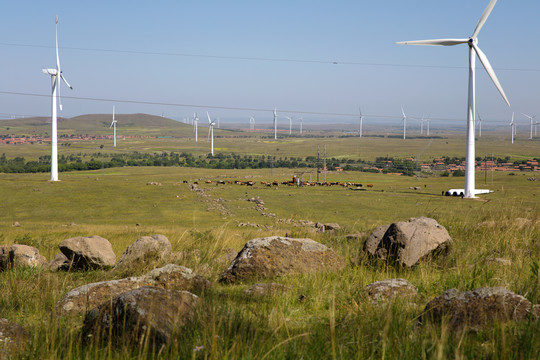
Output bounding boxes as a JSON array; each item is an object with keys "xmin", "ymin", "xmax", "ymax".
[
  {"xmin": 54, "ymin": 264, "xmax": 210, "ymax": 316},
  {"xmin": 10, "ymin": 245, "xmax": 46, "ymax": 268},
  {"xmin": 82, "ymin": 286, "xmax": 199, "ymax": 350},
  {"xmin": 115, "ymin": 234, "xmax": 171, "ymax": 270},
  {"xmin": 364, "ymin": 278, "xmax": 418, "ymax": 304},
  {"xmin": 420, "ymin": 287, "xmax": 539, "ymax": 330},
  {"xmin": 0, "ymin": 318, "xmax": 27, "ymax": 357},
  {"xmin": 363, "ymin": 225, "xmax": 390, "ymax": 255},
  {"xmin": 244, "ymin": 283, "xmax": 289, "ymax": 297},
  {"xmin": 219, "ymin": 236, "xmax": 345, "ymax": 284},
  {"xmin": 367, "ymin": 217, "xmax": 452, "ymax": 267},
  {"xmin": 59, "ymin": 236, "xmax": 116, "ymax": 270}
]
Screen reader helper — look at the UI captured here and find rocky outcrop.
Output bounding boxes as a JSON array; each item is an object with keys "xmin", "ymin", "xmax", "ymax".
[
  {"xmin": 219, "ymin": 236, "xmax": 345, "ymax": 284},
  {"xmin": 59, "ymin": 236, "xmax": 116, "ymax": 270},
  {"xmin": 420, "ymin": 287, "xmax": 540, "ymax": 330},
  {"xmin": 365, "ymin": 217, "xmax": 452, "ymax": 267},
  {"xmin": 54, "ymin": 264, "xmax": 209, "ymax": 316},
  {"xmin": 364, "ymin": 278, "xmax": 418, "ymax": 304},
  {"xmin": 82, "ymin": 286, "xmax": 199, "ymax": 350},
  {"xmin": 0, "ymin": 245, "xmax": 46, "ymax": 271},
  {"xmin": 115, "ymin": 234, "xmax": 172, "ymax": 270}
]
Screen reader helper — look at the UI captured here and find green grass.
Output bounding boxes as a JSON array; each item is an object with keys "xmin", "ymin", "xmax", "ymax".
[{"xmin": 0, "ymin": 132, "xmax": 539, "ymax": 358}]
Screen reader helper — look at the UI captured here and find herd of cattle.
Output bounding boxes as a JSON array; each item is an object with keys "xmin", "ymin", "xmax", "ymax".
[{"xmin": 183, "ymin": 179, "xmax": 374, "ymax": 188}]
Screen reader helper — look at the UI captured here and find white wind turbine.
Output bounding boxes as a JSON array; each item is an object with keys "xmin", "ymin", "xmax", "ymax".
[
  {"xmin": 249, "ymin": 116, "xmax": 255, "ymax": 132},
  {"xmin": 207, "ymin": 112, "xmax": 216, "ymax": 155},
  {"xmin": 510, "ymin": 112, "xmax": 515, "ymax": 144},
  {"xmin": 401, "ymin": 105, "xmax": 407, "ymax": 140},
  {"xmin": 397, "ymin": 0, "xmax": 510, "ymax": 198},
  {"xmin": 426, "ymin": 117, "xmax": 430, "ymax": 136},
  {"xmin": 193, "ymin": 113, "xmax": 199, "ymax": 143},
  {"xmin": 109, "ymin": 106, "xmax": 117, "ymax": 147},
  {"xmin": 273, "ymin": 108, "xmax": 278, "ymax": 140},
  {"xmin": 358, "ymin": 107, "xmax": 364, "ymax": 138},
  {"xmin": 285, "ymin": 116, "xmax": 292, "ymax": 135},
  {"xmin": 42, "ymin": 15, "xmax": 73, "ymax": 182},
  {"xmin": 476, "ymin": 112, "xmax": 484, "ymax": 137},
  {"xmin": 522, "ymin": 113, "xmax": 536, "ymax": 140},
  {"xmin": 299, "ymin": 117, "xmax": 303, "ymax": 135}
]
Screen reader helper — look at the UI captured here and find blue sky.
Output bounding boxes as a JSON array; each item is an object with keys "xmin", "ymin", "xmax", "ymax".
[{"xmin": 1, "ymin": 0, "xmax": 539, "ymax": 126}]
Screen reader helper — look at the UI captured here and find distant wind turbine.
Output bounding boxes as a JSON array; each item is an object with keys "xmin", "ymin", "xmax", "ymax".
[
  {"xmin": 109, "ymin": 106, "xmax": 117, "ymax": 147},
  {"xmin": 510, "ymin": 112, "xmax": 515, "ymax": 144},
  {"xmin": 249, "ymin": 116, "xmax": 255, "ymax": 132},
  {"xmin": 193, "ymin": 113, "xmax": 199, "ymax": 143},
  {"xmin": 401, "ymin": 105, "xmax": 407, "ymax": 140},
  {"xmin": 397, "ymin": 0, "xmax": 510, "ymax": 198},
  {"xmin": 207, "ymin": 112, "xmax": 216, "ymax": 155},
  {"xmin": 476, "ymin": 112, "xmax": 484, "ymax": 137},
  {"xmin": 299, "ymin": 117, "xmax": 303, "ymax": 135},
  {"xmin": 522, "ymin": 113, "xmax": 537, "ymax": 140},
  {"xmin": 358, "ymin": 107, "xmax": 364, "ymax": 138},
  {"xmin": 42, "ymin": 16, "xmax": 73, "ymax": 182},
  {"xmin": 273, "ymin": 108, "xmax": 278, "ymax": 140},
  {"xmin": 285, "ymin": 116, "xmax": 292, "ymax": 135}
]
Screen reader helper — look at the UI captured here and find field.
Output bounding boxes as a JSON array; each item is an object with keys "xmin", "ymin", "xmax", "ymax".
[{"xmin": 0, "ymin": 125, "xmax": 539, "ymax": 359}]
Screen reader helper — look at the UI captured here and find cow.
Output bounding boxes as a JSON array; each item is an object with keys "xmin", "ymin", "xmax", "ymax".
[{"xmin": 367, "ymin": 184, "xmax": 374, "ymax": 188}]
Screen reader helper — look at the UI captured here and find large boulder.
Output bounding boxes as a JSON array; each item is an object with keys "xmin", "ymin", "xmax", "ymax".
[
  {"xmin": 420, "ymin": 287, "xmax": 540, "ymax": 330},
  {"xmin": 367, "ymin": 217, "xmax": 452, "ymax": 267},
  {"xmin": 363, "ymin": 225, "xmax": 390, "ymax": 255},
  {"xmin": 10, "ymin": 245, "xmax": 46, "ymax": 268},
  {"xmin": 54, "ymin": 264, "xmax": 210, "ymax": 316},
  {"xmin": 82, "ymin": 286, "xmax": 199, "ymax": 350},
  {"xmin": 44, "ymin": 253, "xmax": 71, "ymax": 272},
  {"xmin": 364, "ymin": 278, "xmax": 418, "ymax": 304},
  {"xmin": 0, "ymin": 246, "xmax": 10, "ymax": 271},
  {"xmin": 115, "ymin": 234, "xmax": 172, "ymax": 270},
  {"xmin": 59, "ymin": 236, "xmax": 116, "ymax": 270},
  {"xmin": 219, "ymin": 236, "xmax": 345, "ymax": 284},
  {"xmin": 0, "ymin": 318, "xmax": 27, "ymax": 357}
]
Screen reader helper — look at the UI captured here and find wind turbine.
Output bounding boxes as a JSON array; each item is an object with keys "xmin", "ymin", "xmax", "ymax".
[
  {"xmin": 476, "ymin": 112, "xmax": 484, "ymax": 137},
  {"xmin": 397, "ymin": 0, "xmax": 510, "ymax": 198},
  {"xmin": 299, "ymin": 117, "xmax": 303, "ymax": 135},
  {"xmin": 510, "ymin": 112, "xmax": 515, "ymax": 144},
  {"xmin": 426, "ymin": 117, "xmax": 430, "ymax": 136},
  {"xmin": 42, "ymin": 16, "xmax": 73, "ymax": 182},
  {"xmin": 285, "ymin": 116, "xmax": 292, "ymax": 135},
  {"xmin": 249, "ymin": 116, "xmax": 255, "ymax": 132},
  {"xmin": 109, "ymin": 106, "xmax": 117, "ymax": 147},
  {"xmin": 401, "ymin": 105, "xmax": 407, "ymax": 140},
  {"xmin": 193, "ymin": 113, "xmax": 199, "ymax": 143},
  {"xmin": 217, "ymin": 117, "xmax": 220, "ymax": 129},
  {"xmin": 358, "ymin": 107, "xmax": 364, "ymax": 138},
  {"xmin": 207, "ymin": 112, "xmax": 215, "ymax": 155},
  {"xmin": 273, "ymin": 108, "xmax": 278, "ymax": 140},
  {"xmin": 522, "ymin": 113, "xmax": 536, "ymax": 140}
]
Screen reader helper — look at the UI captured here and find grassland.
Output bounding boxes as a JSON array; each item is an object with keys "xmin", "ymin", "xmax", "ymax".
[{"xmin": 0, "ymin": 128, "xmax": 539, "ymax": 359}]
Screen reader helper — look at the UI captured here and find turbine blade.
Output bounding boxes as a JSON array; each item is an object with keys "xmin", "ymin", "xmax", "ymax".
[
  {"xmin": 60, "ymin": 73, "xmax": 73, "ymax": 89},
  {"xmin": 472, "ymin": 0, "xmax": 498, "ymax": 38},
  {"xmin": 521, "ymin": 113, "xmax": 532, "ymax": 120},
  {"xmin": 207, "ymin": 111, "xmax": 212, "ymax": 124},
  {"xmin": 401, "ymin": 105, "xmax": 406, "ymax": 118},
  {"xmin": 396, "ymin": 38, "xmax": 468, "ymax": 46},
  {"xmin": 55, "ymin": 19, "xmax": 60, "ymax": 72},
  {"xmin": 472, "ymin": 43, "xmax": 510, "ymax": 106}
]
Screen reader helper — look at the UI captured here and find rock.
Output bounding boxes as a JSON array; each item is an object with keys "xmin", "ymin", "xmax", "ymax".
[
  {"xmin": 345, "ymin": 233, "xmax": 365, "ymax": 241},
  {"xmin": 244, "ymin": 283, "xmax": 289, "ymax": 297},
  {"xmin": 213, "ymin": 248, "xmax": 238, "ymax": 265},
  {"xmin": 82, "ymin": 286, "xmax": 199, "ymax": 350},
  {"xmin": 367, "ymin": 217, "xmax": 452, "ymax": 267},
  {"xmin": 59, "ymin": 236, "xmax": 116, "ymax": 270},
  {"xmin": 54, "ymin": 264, "xmax": 209, "ymax": 316},
  {"xmin": 219, "ymin": 236, "xmax": 345, "ymax": 284},
  {"xmin": 12, "ymin": 222, "xmax": 20, "ymax": 227},
  {"xmin": 45, "ymin": 253, "xmax": 71, "ymax": 272},
  {"xmin": 315, "ymin": 222, "xmax": 341, "ymax": 232},
  {"xmin": 363, "ymin": 225, "xmax": 390, "ymax": 255},
  {"xmin": 0, "ymin": 246, "xmax": 10, "ymax": 271},
  {"xmin": 420, "ymin": 287, "xmax": 540, "ymax": 330},
  {"xmin": 143, "ymin": 264, "xmax": 211, "ymax": 294},
  {"xmin": 0, "ymin": 318, "xmax": 27, "ymax": 356},
  {"xmin": 364, "ymin": 278, "xmax": 418, "ymax": 304},
  {"xmin": 54, "ymin": 277, "xmax": 150, "ymax": 316},
  {"xmin": 115, "ymin": 234, "xmax": 171, "ymax": 270},
  {"xmin": 486, "ymin": 257, "xmax": 512, "ymax": 266},
  {"xmin": 9, "ymin": 245, "xmax": 46, "ymax": 268}
]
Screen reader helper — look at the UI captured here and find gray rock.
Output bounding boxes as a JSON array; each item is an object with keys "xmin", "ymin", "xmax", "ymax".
[
  {"xmin": 367, "ymin": 217, "xmax": 452, "ymax": 267},
  {"xmin": 0, "ymin": 246, "xmax": 10, "ymax": 271},
  {"xmin": 10, "ymin": 245, "xmax": 46, "ymax": 268},
  {"xmin": 420, "ymin": 287, "xmax": 540, "ymax": 330},
  {"xmin": 45, "ymin": 253, "xmax": 71, "ymax": 272},
  {"xmin": 364, "ymin": 278, "xmax": 418, "ymax": 304},
  {"xmin": 115, "ymin": 234, "xmax": 172, "ymax": 270},
  {"xmin": 363, "ymin": 225, "xmax": 390, "ymax": 255},
  {"xmin": 82, "ymin": 286, "xmax": 199, "ymax": 350},
  {"xmin": 0, "ymin": 318, "xmax": 27, "ymax": 357},
  {"xmin": 142, "ymin": 264, "xmax": 211, "ymax": 294},
  {"xmin": 59, "ymin": 236, "xmax": 116, "ymax": 270},
  {"xmin": 219, "ymin": 236, "xmax": 345, "ymax": 284}
]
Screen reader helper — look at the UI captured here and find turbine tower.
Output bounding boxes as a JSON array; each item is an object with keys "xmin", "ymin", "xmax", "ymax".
[
  {"xmin": 476, "ymin": 112, "xmax": 483, "ymax": 137},
  {"xmin": 273, "ymin": 108, "xmax": 278, "ymax": 140},
  {"xmin": 522, "ymin": 113, "xmax": 536, "ymax": 140},
  {"xmin": 285, "ymin": 116, "xmax": 292, "ymax": 135},
  {"xmin": 510, "ymin": 112, "xmax": 515, "ymax": 144},
  {"xmin": 109, "ymin": 106, "xmax": 117, "ymax": 147},
  {"xmin": 193, "ymin": 113, "xmax": 199, "ymax": 143},
  {"xmin": 249, "ymin": 116, "xmax": 255, "ymax": 132},
  {"xmin": 359, "ymin": 107, "xmax": 364, "ymax": 138},
  {"xmin": 401, "ymin": 105, "xmax": 407, "ymax": 140},
  {"xmin": 207, "ymin": 111, "xmax": 216, "ymax": 156},
  {"xmin": 397, "ymin": 0, "xmax": 510, "ymax": 198},
  {"xmin": 299, "ymin": 117, "xmax": 303, "ymax": 135},
  {"xmin": 42, "ymin": 16, "xmax": 73, "ymax": 182}
]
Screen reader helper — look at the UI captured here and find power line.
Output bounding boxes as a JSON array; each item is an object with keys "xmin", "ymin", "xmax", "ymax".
[
  {"xmin": 0, "ymin": 89, "xmax": 470, "ymax": 123},
  {"xmin": 1, "ymin": 41, "xmax": 539, "ymax": 73}
]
